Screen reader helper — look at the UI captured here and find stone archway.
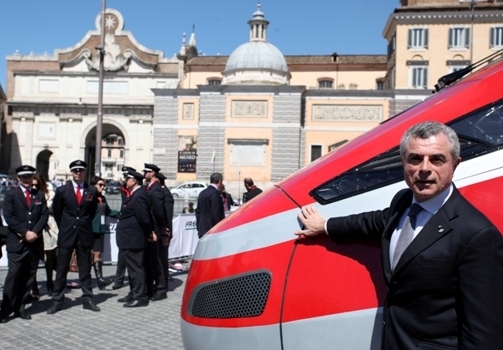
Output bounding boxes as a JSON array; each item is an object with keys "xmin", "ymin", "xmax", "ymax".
[
  {"xmin": 36, "ymin": 150, "xmax": 53, "ymax": 181},
  {"xmin": 84, "ymin": 123, "xmax": 127, "ymax": 181}
]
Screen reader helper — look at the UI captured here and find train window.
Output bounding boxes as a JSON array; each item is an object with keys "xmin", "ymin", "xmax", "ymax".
[{"xmin": 311, "ymin": 99, "xmax": 503, "ymax": 204}]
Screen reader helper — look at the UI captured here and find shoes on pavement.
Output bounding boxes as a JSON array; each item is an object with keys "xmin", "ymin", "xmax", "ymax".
[
  {"xmin": 123, "ymin": 299, "xmax": 149, "ymax": 308},
  {"xmin": 83, "ymin": 300, "xmax": 101, "ymax": 312},
  {"xmin": 14, "ymin": 305, "xmax": 31, "ymax": 320},
  {"xmin": 112, "ymin": 283, "xmax": 125, "ymax": 290},
  {"xmin": 150, "ymin": 293, "xmax": 167, "ymax": 302},
  {"xmin": 47, "ymin": 302, "xmax": 63, "ymax": 315},
  {"xmin": 117, "ymin": 295, "xmax": 134, "ymax": 303}
]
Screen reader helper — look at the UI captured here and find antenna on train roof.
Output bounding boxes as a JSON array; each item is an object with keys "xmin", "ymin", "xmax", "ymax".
[{"xmin": 434, "ymin": 48, "xmax": 503, "ymax": 93}]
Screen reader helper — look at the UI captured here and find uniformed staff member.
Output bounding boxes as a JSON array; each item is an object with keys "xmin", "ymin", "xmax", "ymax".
[
  {"xmin": 116, "ymin": 169, "xmax": 151, "ymax": 307},
  {"xmin": 112, "ymin": 165, "xmax": 136, "ymax": 290},
  {"xmin": 158, "ymin": 172, "xmax": 174, "ymax": 283},
  {"xmin": 47, "ymin": 160, "xmax": 100, "ymax": 314},
  {"xmin": 0, "ymin": 165, "xmax": 48, "ymax": 323},
  {"xmin": 143, "ymin": 163, "xmax": 168, "ymax": 301}
]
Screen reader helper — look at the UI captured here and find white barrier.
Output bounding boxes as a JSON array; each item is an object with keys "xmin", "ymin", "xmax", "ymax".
[{"xmin": 0, "ymin": 214, "xmax": 199, "ymax": 266}]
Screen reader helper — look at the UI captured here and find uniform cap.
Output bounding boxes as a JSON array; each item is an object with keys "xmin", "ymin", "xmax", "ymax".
[
  {"xmin": 143, "ymin": 163, "xmax": 160, "ymax": 173},
  {"xmin": 16, "ymin": 165, "xmax": 36, "ymax": 176},
  {"xmin": 158, "ymin": 172, "xmax": 167, "ymax": 181},
  {"xmin": 69, "ymin": 160, "xmax": 87, "ymax": 170},
  {"xmin": 126, "ymin": 170, "xmax": 144, "ymax": 180}
]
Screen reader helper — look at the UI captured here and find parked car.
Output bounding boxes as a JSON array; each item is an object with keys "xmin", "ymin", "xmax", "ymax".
[
  {"xmin": 104, "ymin": 181, "xmax": 121, "ymax": 195},
  {"xmin": 170, "ymin": 182, "xmax": 207, "ymax": 198}
]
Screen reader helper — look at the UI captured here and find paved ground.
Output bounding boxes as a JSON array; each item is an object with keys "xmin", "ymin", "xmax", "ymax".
[{"xmin": 0, "ymin": 264, "xmax": 188, "ymax": 349}]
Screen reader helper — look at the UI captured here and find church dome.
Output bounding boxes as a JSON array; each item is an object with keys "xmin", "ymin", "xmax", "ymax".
[
  {"xmin": 222, "ymin": 4, "xmax": 290, "ymax": 85},
  {"xmin": 225, "ymin": 41, "xmax": 288, "ymax": 72}
]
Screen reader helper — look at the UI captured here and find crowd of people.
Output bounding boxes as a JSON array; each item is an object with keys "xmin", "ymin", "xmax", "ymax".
[
  {"xmin": 0, "ymin": 159, "xmax": 265, "ymax": 321},
  {"xmin": 0, "ymin": 161, "xmax": 175, "ymax": 321}
]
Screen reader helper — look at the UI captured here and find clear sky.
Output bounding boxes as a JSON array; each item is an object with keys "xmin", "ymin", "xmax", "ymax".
[{"xmin": 0, "ymin": 0, "xmax": 399, "ymax": 89}]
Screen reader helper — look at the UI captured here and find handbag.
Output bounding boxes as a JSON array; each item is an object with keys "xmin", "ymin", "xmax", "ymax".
[{"xmin": 69, "ymin": 249, "xmax": 79, "ymax": 273}]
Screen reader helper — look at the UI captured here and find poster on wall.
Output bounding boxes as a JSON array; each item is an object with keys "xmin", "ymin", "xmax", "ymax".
[{"xmin": 178, "ymin": 135, "xmax": 198, "ymax": 173}]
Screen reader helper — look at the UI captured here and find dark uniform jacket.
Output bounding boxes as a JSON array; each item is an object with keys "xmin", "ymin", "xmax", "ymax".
[
  {"xmin": 52, "ymin": 182, "xmax": 98, "ymax": 248},
  {"xmin": 195, "ymin": 185, "xmax": 225, "ymax": 238},
  {"xmin": 147, "ymin": 182, "xmax": 166, "ymax": 235},
  {"xmin": 243, "ymin": 186, "xmax": 262, "ymax": 203},
  {"xmin": 92, "ymin": 194, "xmax": 120, "ymax": 234},
  {"xmin": 162, "ymin": 186, "xmax": 174, "ymax": 236},
  {"xmin": 3, "ymin": 186, "xmax": 48, "ymax": 253},
  {"xmin": 116, "ymin": 186, "xmax": 151, "ymax": 250},
  {"xmin": 327, "ymin": 186, "xmax": 503, "ymax": 349}
]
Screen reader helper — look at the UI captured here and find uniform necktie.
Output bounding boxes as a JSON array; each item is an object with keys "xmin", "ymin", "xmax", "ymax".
[
  {"xmin": 76, "ymin": 185, "xmax": 82, "ymax": 204},
  {"xmin": 25, "ymin": 189, "xmax": 31, "ymax": 206},
  {"xmin": 392, "ymin": 203, "xmax": 423, "ymax": 271}
]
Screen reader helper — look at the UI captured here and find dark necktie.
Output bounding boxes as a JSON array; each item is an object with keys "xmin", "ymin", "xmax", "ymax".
[
  {"xmin": 392, "ymin": 203, "xmax": 423, "ymax": 271},
  {"xmin": 76, "ymin": 185, "xmax": 82, "ymax": 204},
  {"xmin": 25, "ymin": 189, "xmax": 31, "ymax": 206}
]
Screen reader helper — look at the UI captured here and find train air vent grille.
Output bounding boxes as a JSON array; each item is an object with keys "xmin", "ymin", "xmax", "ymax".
[{"xmin": 190, "ymin": 271, "xmax": 271, "ymax": 318}]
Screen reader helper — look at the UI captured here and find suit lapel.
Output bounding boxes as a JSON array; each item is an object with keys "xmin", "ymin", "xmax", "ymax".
[
  {"xmin": 382, "ymin": 191, "xmax": 413, "ymax": 282},
  {"xmin": 16, "ymin": 187, "xmax": 30, "ymax": 210},
  {"xmin": 392, "ymin": 187, "xmax": 460, "ymax": 276}
]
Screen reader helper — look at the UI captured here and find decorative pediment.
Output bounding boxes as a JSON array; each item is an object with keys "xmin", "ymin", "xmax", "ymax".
[{"xmin": 57, "ymin": 9, "xmax": 176, "ymax": 73}]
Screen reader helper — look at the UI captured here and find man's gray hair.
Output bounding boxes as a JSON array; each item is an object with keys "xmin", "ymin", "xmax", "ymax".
[
  {"xmin": 400, "ymin": 121, "xmax": 460, "ymax": 162},
  {"xmin": 210, "ymin": 172, "xmax": 223, "ymax": 184}
]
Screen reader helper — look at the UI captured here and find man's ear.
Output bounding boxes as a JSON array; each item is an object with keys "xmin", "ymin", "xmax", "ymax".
[{"xmin": 453, "ymin": 157, "xmax": 461, "ymax": 171}]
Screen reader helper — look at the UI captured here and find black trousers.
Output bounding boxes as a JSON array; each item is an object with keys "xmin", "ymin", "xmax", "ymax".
[
  {"xmin": 52, "ymin": 240, "xmax": 93, "ymax": 302},
  {"xmin": 146, "ymin": 239, "xmax": 168, "ymax": 297},
  {"xmin": 123, "ymin": 248, "xmax": 147, "ymax": 301},
  {"xmin": 114, "ymin": 248, "xmax": 127, "ymax": 284},
  {"xmin": 1, "ymin": 247, "xmax": 39, "ymax": 316}
]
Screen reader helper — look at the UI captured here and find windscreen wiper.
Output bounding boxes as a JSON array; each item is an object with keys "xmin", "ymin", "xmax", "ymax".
[{"xmin": 434, "ymin": 48, "xmax": 503, "ymax": 93}]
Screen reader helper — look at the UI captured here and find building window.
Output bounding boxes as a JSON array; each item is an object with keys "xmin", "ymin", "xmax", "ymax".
[
  {"xmin": 449, "ymin": 27, "xmax": 470, "ymax": 49},
  {"xmin": 490, "ymin": 27, "xmax": 503, "ymax": 48},
  {"xmin": 408, "ymin": 28, "xmax": 428, "ymax": 49},
  {"xmin": 376, "ymin": 80, "xmax": 385, "ymax": 90},
  {"xmin": 410, "ymin": 66, "xmax": 428, "ymax": 89},
  {"xmin": 107, "ymin": 149, "xmax": 112, "ymax": 157},
  {"xmin": 318, "ymin": 79, "xmax": 333, "ymax": 89},
  {"xmin": 104, "ymin": 163, "xmax": 113, "ymax": 171},
  {"xmin": 311, "ymin": 145, "xmax": 322, "ymax": 162},
  {"xmin": 449, "ymin": 65, "xmax": 466, "ymax": 73},
  {"xmin": 208, "ymin": 79, "xmax": 221, "ymax": 86},
  {"xmin": 106, "ymin": 138, "xmax": 113, "ymax": 145},
  {"xmin": 119, "ymin": 149, "xmax": 124, "ymax": 158},
  {"xmin": 118, "ymin": 137, "xmax": 124, "ymax": 145}
]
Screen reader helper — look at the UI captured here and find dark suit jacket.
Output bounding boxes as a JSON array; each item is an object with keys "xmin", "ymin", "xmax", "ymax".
[
  {"xmin": 116, "ymin": 186, "xmax": 151, "ymax": 250},
  {"xmin": 195, "ymin": 185, "xmax": 225, "ymax": 238},
  {"xmin": 53, "ymin": 182, "xmax": 98, "ymax": 249},
  {"xmin": 2, "ymin": 186, "xmax": 48, "ymax": 253},
  {"xmin": 243, "ymin": 186, "xmax": 262, "ymax": 203},
  {"xmin": 147, "ymin": 182, "xmax": 166, "ymax": 235},
  {"xmin": 327, "ymin": 186, "xmax": 503, "ymax": 349},
  {"xmin": 162, "ymin": 186, "xmax": 174, "ymax": 236}
]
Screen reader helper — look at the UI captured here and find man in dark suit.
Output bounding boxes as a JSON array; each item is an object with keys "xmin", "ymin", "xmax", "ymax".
[
  {"xmin": 116, "ymin": 170, "xmax": 151, "ymax": 307},
  {"xmin": 0, "ymin": 165, "xmax": 48, "ymax": 322},
  {"xmin": 195, "ymin": 172, "xmax": 225, "ymax": 238},
  {"xmin": 242, "ymin": 178, "xmax": 262, "ymax": 203},
  {"xmin": 158, "ymin": 172, "xmax": 174, "ymax": 283},
  {"xmin": 112, "ymin": 165, "xmax": 136, "ymax": 290},
  {"xmin": 143, "ymin": 163, "xmax": 168, "ymax": 301},
  {"xmin": 296, "ymin": 121, "xmax": 503, "ymax": 349},
  {"xmin": 47, "ymin": 160, "xmax": 100, "ymax": 314}
]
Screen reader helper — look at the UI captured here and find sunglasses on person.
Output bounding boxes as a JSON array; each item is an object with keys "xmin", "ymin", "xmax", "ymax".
[
  {"xmin": 97, "ymin": 183, "xmax": 105, "ymax": 187},
  {"xmin": 71, "ymin": 169, "xmax": 84, "ymax": 173}
]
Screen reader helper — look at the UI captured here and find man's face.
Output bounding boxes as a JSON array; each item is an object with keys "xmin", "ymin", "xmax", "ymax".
[
  {"xmin": 144, "ymin": 171, "xmax": 153, "ymax": 181},
  {"xmin": 18, "ymin": 174, "xmax": 34, "ymax": 188},
  {"xmin": 71, "ymin": 168, "xmax": 86, "ymax": 183},
  {"xmin": 126, "ymin": 177, "xmax": 136, "ymax": 191},
  {"xmin": 402, "ymin": 133, "xmax": 460, "ymax": 202},
  {"xmin": 217, "ymin": 179, "xmax": 224, "ymax": 191}
]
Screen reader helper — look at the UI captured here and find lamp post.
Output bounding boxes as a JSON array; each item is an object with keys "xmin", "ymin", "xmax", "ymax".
[{"xmin": 95, "ymin": 0, "xmax": 106, "ymax": 176}]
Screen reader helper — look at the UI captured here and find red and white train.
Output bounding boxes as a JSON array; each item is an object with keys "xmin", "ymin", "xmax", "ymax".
[{"xmin": 181, "ymin": 55, "xmax": 503, "ymax": 349}]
